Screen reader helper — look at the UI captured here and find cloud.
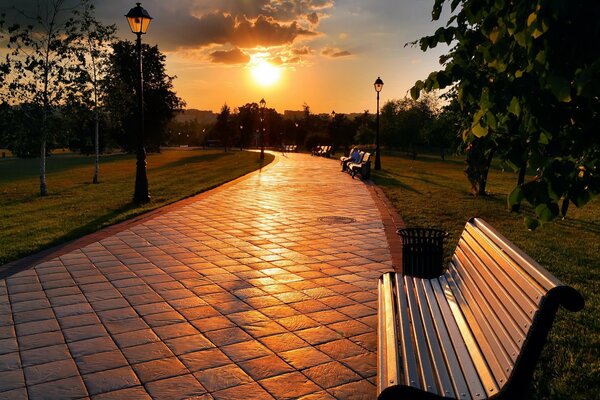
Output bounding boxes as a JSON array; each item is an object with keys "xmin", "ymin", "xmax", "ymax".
[
  {"xmin": 306, "ymin": 12, "xmax": 319, "ymax": 24},
  {"xmin": 209, "ymin": 47, "xmax": 250, "ymax": 64},
  {"xmin": 292, "ymin": 45, "xmax": 313, "ymax": 55},
  {"xmin": 321, "ymin": 47, "xmax": 352, "ymax": 58},
  {"xmin": 232, "ymin": 15, "xmax": 316, "ymax": 48}
]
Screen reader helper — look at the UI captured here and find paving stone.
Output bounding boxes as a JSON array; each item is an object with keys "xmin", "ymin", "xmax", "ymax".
[
  {"xmin": 145, "ymin": 374, "xmax": 207, "ymax": 400},
  {"xmin": 164, "ymin": 334, "xmax": 214, "ymax": 355},
  {"xmin": 23, "ymin": 358, "xmax": 79, "ymax": 386},
  {"xmin": 20, "ymin": 344, "xmax": 71, "ymax": 367},
  {"xmin": 220, "ymin": 340, "xmax": 272, "ymax": 362},
  {"xmin": 298, "ymin": 391, "xmax": 336, "ymax": 400},
  {"xmin": 68, "ymin": 336, "xmax": 118, "ymax": 358},
  {"xmin": 0, "ymin": 387, "xmax": 27, "ymax": 400},
  {"xmin": 0, "ymin": 339, "xmax": 17, "ymax": 355},
  {"xmin": 112, "ymin": 328, "xmax": 160, "ymax": 349},
  {"xmin": 83, "ymin": 366, "xmax": 140, "ymax": 396},
  {"xmin": 280, "ymin": 347, "xmax": 332, "ymax": 370},
  {"xmin": 58, "ymin": 313, "xmax": 101, "ymax": 329},
  {"xmin": 0, "ymin": 369, "xmax": 25, "ymax": 392},
  {"xmin": 340, "ymin": 352, "xmax": 377, "ymax": 379},
  {"xmin": 302, "ymin": 361, "xmax": 361, "ymax": 389},
  {"xmin": 204, "ymin": 327, "xmax": 252, "ymax": 346},
  {"xmin": 191, "ymin": 316, "xmax": 235, "ymax": 333},
  {"xmin": 27, "ymin": 375, "xmax": 88, "ymax": 399},
  {"xmin": 92, "ymin": 385, "xmax": 152, "ymax": 400},
  {"xmin": 194, "ymin": 364, "xmax": 253, "ymax": 392},
  {"xmin": 259, "ymin": 332, "xmax": 308, "ymax": 353},
  {"xmin": 122, "ymin": 342, "xmax": 174, "ymax": 364},
  {"xmin": 317, "ymin": 338, "xmax": 367, "ymax": 360},
  {"xmin": 260, "ymin": 371, "xmax": 321, "ymax": 399},
  {"xmin": 63, "ymin": 324, "xmax": 108, "ymax": 343},
  {"xmin": 179, "ymin": 348, "xmax": 232, "ymax": 372},
  {"xmin": 131, "ymin": 356, "xmax": 189, "ymax": 383},
  {"xmin": 211, "ymin": 382, "xmax": 274, "ymax": 400},
  {"xmin": 0, "ymin": 353, "xmax": 20, "ymax": 372},
  {"xmin": 296, "ymin": 326, "xmax": 342, "ymax": 345},
  {"xmin": 76, "ymin": 349, "xmax": 129, "ymax": 375},
  {"xmin": 238, "ymin": 355, "xmax": 294, "ymax": 380},
  {"xmin": 326, "ymin": 379, "xmax": 376, "ymax": 400}
]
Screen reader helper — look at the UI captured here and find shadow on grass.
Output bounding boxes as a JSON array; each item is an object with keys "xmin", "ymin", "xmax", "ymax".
[
  {"xmin": 372, "ymin": 171, "xmax": 423, "ymax": 195},
  {"xmin": 152, "ymin": 151, "xmax": 234, "ymax": 171},
  {"xmin": 0, "ymin": 153, "xmax": 133, "ymax": 182}
]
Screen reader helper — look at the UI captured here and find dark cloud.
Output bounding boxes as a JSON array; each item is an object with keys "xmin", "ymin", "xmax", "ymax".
[
  {"xmin": 321, "ymin": 47, "xmax": 351, "ymax": 58},
  {"xmin": 306, "ymin": 12, "xmax": 319, "ymax": 24},
  {"xmin": 232, "ymin": 15, "xmax": 315, "ymax": 48},
  {"xmin": 209, "ymin": 47, "xmax": 250, "ymax": 64}
]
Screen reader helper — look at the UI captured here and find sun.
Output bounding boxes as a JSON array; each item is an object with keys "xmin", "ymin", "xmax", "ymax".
[{"xmin": 251, "ymin": 60, "xmax": 281, "ymax": 87}]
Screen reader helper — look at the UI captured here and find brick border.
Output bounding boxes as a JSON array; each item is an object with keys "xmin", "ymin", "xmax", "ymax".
[
  {"xmin": 0, "ymin": 155, "xmax": 280, "ymax": 279},
  {"xmin": 364, "ymin": 180, "xmax": 405, "ymax": 272}
]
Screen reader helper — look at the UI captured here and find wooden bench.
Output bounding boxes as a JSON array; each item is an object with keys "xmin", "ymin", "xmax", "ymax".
[
  {"xmin": 377, "ymin": 218, "xmax": 584, "ymax": 400},
  {"xmin": 312, "ymin": 145, "xmax": 331, "ymax": 157},
  {"xmin": 348, "ymin": 152, "xmax": 371, "ymax": 179},
  {"xmin": 282, "ymin": 145, "xmax": 297, "ymax": 152}
]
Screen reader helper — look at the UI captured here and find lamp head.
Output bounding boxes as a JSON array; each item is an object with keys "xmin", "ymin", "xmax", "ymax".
[{"xmin": 126, "ymin": 3, "xmax": 153, "ymax": 35}]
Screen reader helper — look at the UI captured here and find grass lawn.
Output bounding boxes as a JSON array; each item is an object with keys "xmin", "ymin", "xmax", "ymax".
[
  {"xmin": 373, "ymin": 153, "xmax": 599, "ymax": 400},
  {"xmin": 0, "ymin": 149, "xmax": 274, "ymax": 265}
]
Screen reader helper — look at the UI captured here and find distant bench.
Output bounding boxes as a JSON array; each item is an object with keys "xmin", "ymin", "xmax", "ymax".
[
  {"xmin": 377, "ymin": 218, "xmax": 584, "ymax": 400},
  {"xmin": 282, "ymin": 145, "xmax": 297, "ymax": 152},
  {"xmin": 312, "ymin": 145, "xmax": 331, "ymax": 157}
]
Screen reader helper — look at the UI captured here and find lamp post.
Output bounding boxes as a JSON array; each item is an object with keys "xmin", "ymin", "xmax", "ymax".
[
  {"xmin": 374, "ymin": 77, "xmax": 384, "ymax": 170},
  {"xmin": 126, "ymin": 3, "xmax": 153, "ymax": 203},
  {"xmin": 239, "ymin": 125, "xmax": 244, "ymax": 151},
  {"xmin": 259, "ymin": 98, "xmax": 266, "ymax": 160}
]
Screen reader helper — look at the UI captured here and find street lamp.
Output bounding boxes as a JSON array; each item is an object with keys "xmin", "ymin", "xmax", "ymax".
[
  {"xmin": 374, "ymin": 77, "xmax": 384, "ymax": 170},
  {"xmin": 239, "ymin": 125, "xmax": 243, "ymax": 151},
  {"xmin": 126, "ymin": 3, "xmax": 153, "ymax": 203},
  {"xmin": 259, "ymin": 98, "xmax": 266, "ymax": 160}
]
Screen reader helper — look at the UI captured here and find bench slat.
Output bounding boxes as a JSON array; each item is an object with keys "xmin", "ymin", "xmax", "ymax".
[
  {"xmin": 393, "ymin": 274, "xmax": 420, "ymax": 389},
  {"xmin": 432, "ymin": 277, "xmax": 491, "ymax": 398},
  {"xmin": 471, "ymin": 218, "xmax": 561, "ymax": 291},
  {"xmin": 422, "ymin": 279, "xmax": 470, "ymax": 398},
  {"xmin": 465, "ymin": 223, "xmax": 544, "ymax": 307},
  {"xmin": 378, "ymin": 273, "xmax": 401, "ymax": 392},
  {"xmin": 404, "ymin": 277, "xmax": 438, "ymax": 393},
  {"xmin": 445, "ymin": 267, "xmax": 513, "ymax": 386},
  {"xmin": 414, "ymin": 278, "xmax": 456, "ymax": 397},
  {"xmin": 452, "ymin": 246, "xmax": 526, "ymax": 347}
]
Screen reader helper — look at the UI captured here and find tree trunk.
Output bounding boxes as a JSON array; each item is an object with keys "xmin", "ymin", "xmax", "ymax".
[
  {"xmin": 477, "ymin": 148, "xmax": 495, "ymax": 196},
  {"xmin": 40, "ymin": 138, "xmax": 47, "ymax": 196},
  {"xmin": 92, "ymin": 111, "xmax": 100, "ymax": 184},
  {"xmin": 440, "ymin": 147, "xmax": 445, "ymax": 161},
  {"xmin": 511, "ymin": 160, "xmax": 527, "ymax": 211}
]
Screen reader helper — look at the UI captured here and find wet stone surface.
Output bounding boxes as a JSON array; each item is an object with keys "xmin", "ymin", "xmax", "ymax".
[{"xmin": 0, "ymin": 153, "xmax": 393, "ymax": 399}]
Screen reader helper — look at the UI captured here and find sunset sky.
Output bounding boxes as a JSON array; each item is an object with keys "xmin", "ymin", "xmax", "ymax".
[{"xmin": 7, "ymin": 0, "xmax": 453, "ymax": 114}]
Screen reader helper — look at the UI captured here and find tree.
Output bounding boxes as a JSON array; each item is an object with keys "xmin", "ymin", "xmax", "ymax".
[
  {"xmin": 412, "ymin": 0, "xmax": 600, "ymax": 228},
  {"xmin": 214, "ymin": 104, "xmax": 232, "ymax": 151},
  {"xmin": 1, "ymin": 0, "xmax": 82, "ymax": 196},
  {"xmin": 72, "ymin": 0, "xmax": 116, "ymax": 183},
  {"xmin": 103, "ymin": 40, "xmax": 185, "ymax": 153}
]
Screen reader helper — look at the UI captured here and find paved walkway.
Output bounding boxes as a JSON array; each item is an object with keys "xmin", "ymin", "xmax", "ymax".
[{"xmin": 0, "ymin": 152, "xmax": 397, "ymax": 400}]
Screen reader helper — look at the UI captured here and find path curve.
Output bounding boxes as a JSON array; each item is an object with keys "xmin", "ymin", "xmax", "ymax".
[{"xmin": 0, "ymin": 152, "xmax": 394, "ymax": 400}]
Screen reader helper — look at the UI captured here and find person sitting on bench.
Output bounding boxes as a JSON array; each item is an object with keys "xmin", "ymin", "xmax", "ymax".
[{"xmin": 341, "ymin": 147, "xmax": 360, "ymax": 171}]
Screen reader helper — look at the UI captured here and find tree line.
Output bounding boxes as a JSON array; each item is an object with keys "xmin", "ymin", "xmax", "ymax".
[{"xmin": 0, "ymin": 0, "xmax": 183, "ymax": 195}]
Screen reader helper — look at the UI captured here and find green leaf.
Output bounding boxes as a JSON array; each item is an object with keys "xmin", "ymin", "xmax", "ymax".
[
  {"xmin": 547, "ymin": 75, "xmax": 572, "ymax": 102},
  {"xmin": 471, "ymin": 122, "xmax": 488, "ymax": 137},
  {"xmin": 524, "ymin": 216, "xmax": 540, "ymax": 230},
  {"xmin": 535, "ymin": 203, "xmax": 558, "ymax": 222},
  {"xmin": 508, "ymin": 96, "xmax": 521, "ymax": 116},
  {"xmin": 508, "ymin": 186, "xmax": 525, "ymax": 209}
]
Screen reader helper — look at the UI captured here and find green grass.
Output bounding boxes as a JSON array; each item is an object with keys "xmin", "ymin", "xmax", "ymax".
[
  {"xmin": 374, "ymin": 153, "xmax": 599, "ymax": 399},
  {"xmin": 0, "ymin": 149, "xmax": 274, "ymax": 265}
]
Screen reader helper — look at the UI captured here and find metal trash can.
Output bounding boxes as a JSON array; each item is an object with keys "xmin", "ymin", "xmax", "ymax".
[{"xmin": 397, "ymin": 228, "xmax": 448, "ymax": 278}]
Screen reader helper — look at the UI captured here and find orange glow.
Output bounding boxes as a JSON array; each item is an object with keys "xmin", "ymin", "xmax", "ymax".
[{"xmin": 251, "ymin": 59, "xmax": 281, "ymax": 87}]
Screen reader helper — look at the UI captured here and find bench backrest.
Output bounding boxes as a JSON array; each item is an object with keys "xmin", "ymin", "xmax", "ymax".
[
  {"xmin": 362, "ymin": 152, "xmax": 371, "ymax": 163},
  {"xmin": 445, "ymin": 218, "xmax": 583, "ymax": 397}
]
